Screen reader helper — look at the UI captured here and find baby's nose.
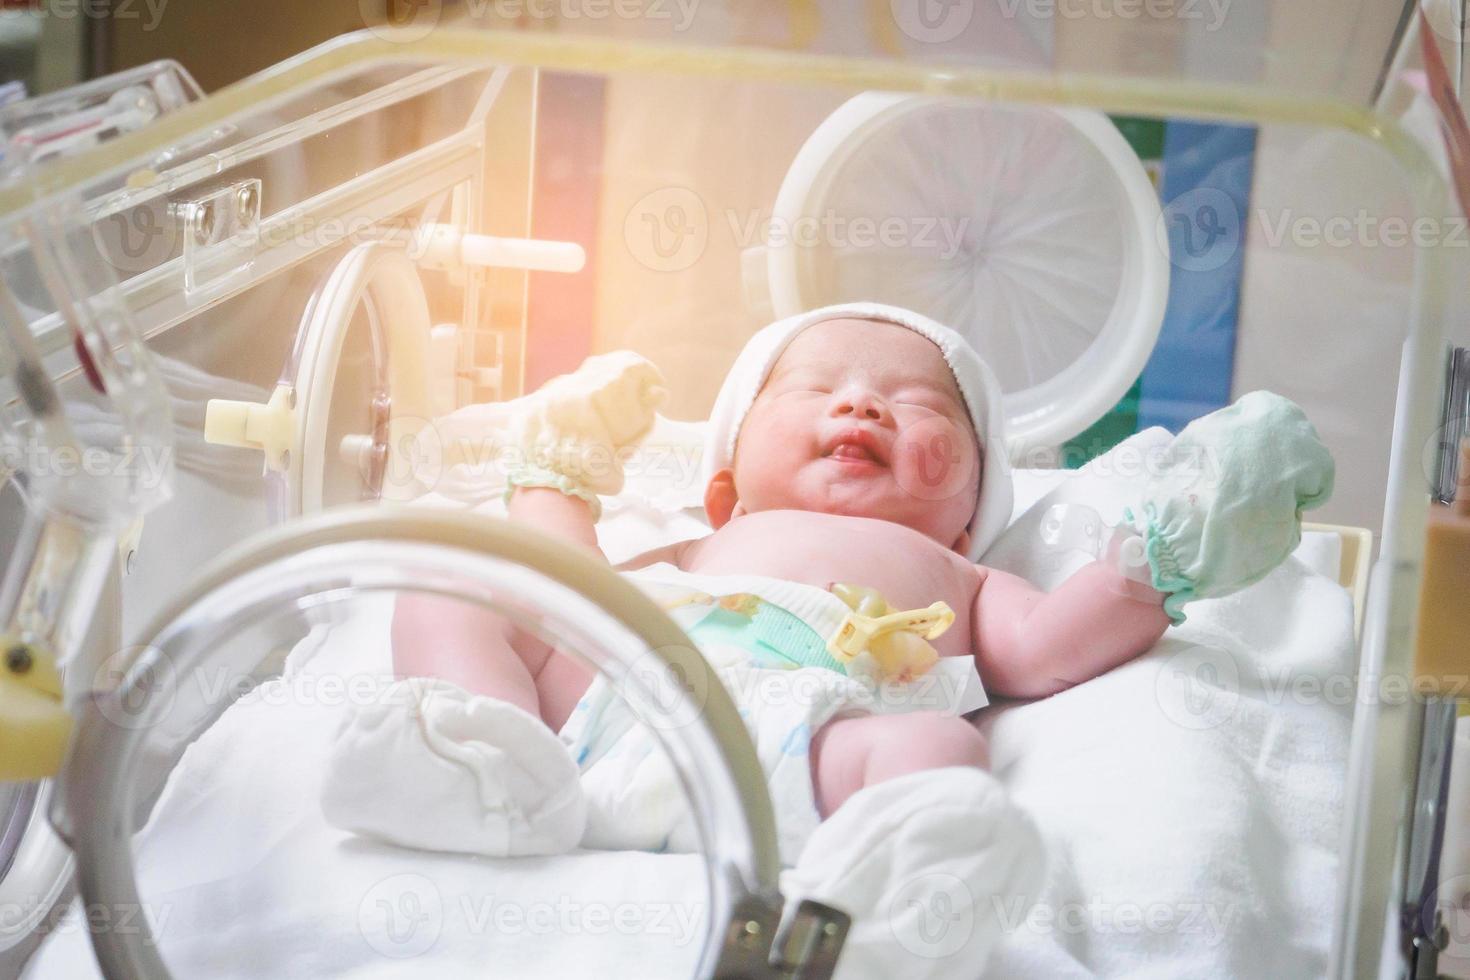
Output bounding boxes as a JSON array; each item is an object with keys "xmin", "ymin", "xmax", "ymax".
[{"xmin": 831, "ymin": 387, "xmax": 889, "ymax": 423}]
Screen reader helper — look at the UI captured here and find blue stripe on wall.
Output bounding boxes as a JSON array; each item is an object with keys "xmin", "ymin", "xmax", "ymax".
[{"xmin": 1137, "ymin": 121, "xmax": 1258, "ymax": 433}]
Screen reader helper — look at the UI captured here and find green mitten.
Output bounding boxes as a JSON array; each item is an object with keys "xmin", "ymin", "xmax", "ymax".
[{"xmin": 1125, "ymin": 391, "xmax": 1334, "ymax": 623}]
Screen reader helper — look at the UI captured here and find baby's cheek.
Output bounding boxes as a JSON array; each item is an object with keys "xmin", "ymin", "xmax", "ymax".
[
  {"xmin": 891, "ymin": 416, "xmax": 979, "ymax": 508},
  {"xmin": 736, "ymin": 437, "xmax": 812, "ymax": 508}
]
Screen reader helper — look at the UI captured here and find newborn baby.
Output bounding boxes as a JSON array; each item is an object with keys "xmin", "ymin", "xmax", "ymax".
[{"xmin": 322, "ymin": 303, "xmax": 1332, "ymax": 977}]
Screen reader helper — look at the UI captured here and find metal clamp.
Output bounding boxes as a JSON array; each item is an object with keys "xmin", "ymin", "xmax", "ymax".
[{"xmin": 713, "ymin": 896, "xmax": 850, "ymax": 979}]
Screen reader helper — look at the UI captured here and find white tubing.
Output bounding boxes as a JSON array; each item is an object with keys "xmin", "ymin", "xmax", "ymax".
[
  {"xmin": 459, "ymin": 233, "xmax": 585, "ymax": 273},
  {"xmin": 412, "ymin": 223, "xmax": 585, "ymax": 273}
]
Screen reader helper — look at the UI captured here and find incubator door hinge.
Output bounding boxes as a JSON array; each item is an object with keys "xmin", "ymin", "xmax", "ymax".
[
  {"xmin": 172, "ymin": 179, "xmax": 262, "ymax": 298},
  {"xmin": 712, "ymin": 896, "xmax": 849, "ymax": 979}
]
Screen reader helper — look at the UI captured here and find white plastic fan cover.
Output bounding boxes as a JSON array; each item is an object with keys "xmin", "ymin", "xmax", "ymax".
[{"xmin": 766, "ymin": 93, "xmax": 1168, "ymax": 456}]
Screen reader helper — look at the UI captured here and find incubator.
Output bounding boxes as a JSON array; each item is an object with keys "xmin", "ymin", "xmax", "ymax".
[{"xmin": 0, "ymin": 9, "xmax": 1466, "ymax": 979}]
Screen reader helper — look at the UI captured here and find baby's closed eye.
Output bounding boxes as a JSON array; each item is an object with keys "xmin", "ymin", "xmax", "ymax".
[
  {"xmin": 894, "ymin": 389, "xmax": 957, "ymax": 415},
  {"xmin": 769, "ymin": 371, "xmax": 834, "ymax": 396}
]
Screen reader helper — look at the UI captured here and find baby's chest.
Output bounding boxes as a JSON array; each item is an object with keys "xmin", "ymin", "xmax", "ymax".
[{"xmin": 686, "ymin": 517, "xmax": 979, "ymax": 651}]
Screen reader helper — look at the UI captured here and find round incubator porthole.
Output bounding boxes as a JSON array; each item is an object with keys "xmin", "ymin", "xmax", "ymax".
[
  {"xmin": 0, "ymin": 782, "xmax": 71, "ymax": 957},
  {"xmin": 765, "ymin": 93, "xmax": 1169, "ymax": 455},
  {"xmin": 205, "ymin": 243, "xmax": 436, "ymax": 521},
  {"xmin": 54, "ymin": 509, "xmax": 788, "ymax": 980}
]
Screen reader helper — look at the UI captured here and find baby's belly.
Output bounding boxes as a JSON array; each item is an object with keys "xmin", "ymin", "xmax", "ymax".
[{"xmin": 681, "ymin": 511, "xmax": 980, "ymax": 657}]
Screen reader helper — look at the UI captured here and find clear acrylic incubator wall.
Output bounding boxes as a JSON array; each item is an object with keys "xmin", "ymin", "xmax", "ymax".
[{"xmin": 0, "ymin": 17, "xmax": 1464, "ymax": 980}]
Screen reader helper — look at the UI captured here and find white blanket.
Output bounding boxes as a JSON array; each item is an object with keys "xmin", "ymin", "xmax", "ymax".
[
  {"xmin": 979, "ymin": 556, "xmax": 1352, "ymax": 977},
  {"xmin": 26, "ymin": 431, "xmax": 1356, "ymax": 979},
  {"xmin": 982, "ymin": 430, "xmax": 1354, "ymax": 977}
]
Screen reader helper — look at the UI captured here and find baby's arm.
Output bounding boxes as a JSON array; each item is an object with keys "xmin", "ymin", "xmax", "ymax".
[
  {"xmin": 502, "ymin": 486, "xmax": 603, "ymax": 557},
  {"xmin": 971, "ymin": 556, "xmax": 1171, "ymax": 700}
]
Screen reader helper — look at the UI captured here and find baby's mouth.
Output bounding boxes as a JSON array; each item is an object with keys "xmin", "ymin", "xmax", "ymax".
[
  {"xmin": 822, "ymin": 430, "xmax": 889, "ymax": 467},
  {"xmin": 827, "ymin": 442, "xmax": 881, "ymax": 464}
]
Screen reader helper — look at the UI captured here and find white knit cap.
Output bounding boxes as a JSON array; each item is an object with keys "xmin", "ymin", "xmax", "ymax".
[{"xmin": 703, "ymin": 302, "xmax": 1013, "ymax": 561}]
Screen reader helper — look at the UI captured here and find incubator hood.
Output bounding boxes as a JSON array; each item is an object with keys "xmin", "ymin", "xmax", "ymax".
[
  {"xmin": 410, "ymin": 0, "xmax": 1426, "ymax": 107},
  {"xmin": 0, "ymin": 12, "xmax": 1464, "ymax": 980}
]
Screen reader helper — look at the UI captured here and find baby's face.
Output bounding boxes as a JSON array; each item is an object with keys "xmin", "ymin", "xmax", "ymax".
[{"xmin": 710, "ymin": 318, "xmax": 982, "ymax": 553}]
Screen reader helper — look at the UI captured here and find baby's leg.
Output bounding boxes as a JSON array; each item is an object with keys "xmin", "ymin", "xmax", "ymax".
[
  {"xmin": 789, "ymin": 716, "xmax": 1041, "ymax": 980},
  {"xmin": 809, "ymin": 711, "xmax": 990, "ymax": 817},
  {"xmin": 325, "ymin": 489, "xmax": 601, "ymax": 857},
  {"xmin": 393, "ymin": 487, "xmax": 600, "ymax": 730},
  {"xmin": 393, "ymin": 598, "xmax": 539, "ymax": 713}
]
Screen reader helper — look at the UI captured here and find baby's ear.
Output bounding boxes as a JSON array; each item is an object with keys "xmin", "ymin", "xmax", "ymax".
[{"xmin": 704, "ymin": 469, "xmax": 739, "ymax": 528}]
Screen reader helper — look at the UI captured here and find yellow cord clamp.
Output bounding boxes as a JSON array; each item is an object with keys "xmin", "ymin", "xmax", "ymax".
[
  {"xmin": 827, "ymin": 584, "xmax": 955, "ymax": 682},
  {"xmin": 0, "ymin": 635, "xmax": 71, "ymax": 780}
]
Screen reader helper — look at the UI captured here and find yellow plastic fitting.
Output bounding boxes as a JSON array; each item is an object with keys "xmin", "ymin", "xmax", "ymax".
[
  {"xmin": 827, "ymin": 582, "xmax": 954, "ymax": 664},
  {"xmin": 204, "ymin": 385, "xmax": 295, "ymax": 472},
  {"xmin": 0, "ymin": 636, "xmax": 71, "ymax": 780}
]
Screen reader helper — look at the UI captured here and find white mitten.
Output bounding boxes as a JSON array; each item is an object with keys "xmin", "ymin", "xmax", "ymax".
[
  {"xmin": 420, "ymin": 352, "xmax": 667, "ymax": 511},
  {"xmin": 510, "ymin": 350, "xmax": 667, "ymax": 503}
]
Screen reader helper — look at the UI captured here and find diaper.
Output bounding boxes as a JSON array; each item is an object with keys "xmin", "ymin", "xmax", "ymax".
[{"xmin": 560, "ymin": 564, "xmax": 988, "ymax": 865}]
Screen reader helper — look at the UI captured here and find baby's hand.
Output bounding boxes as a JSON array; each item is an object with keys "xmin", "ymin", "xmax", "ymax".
[
  {"xmin": 1123, "ymin": 390, "xmax": 1332, "ymax": 622},
  {"xmin": 514, "ymin": 351, "xmax": 668, "ymax": 497}
]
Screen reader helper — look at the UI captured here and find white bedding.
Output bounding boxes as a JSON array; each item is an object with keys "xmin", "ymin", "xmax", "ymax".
[
  {"xmin": 28, "ymin": 601, "xmax": 714, "ymax": 980},
  {"xmin": 983, "ymin": 435, "xmax": 1354, "ymax": 977},
  {"xmin": 26, "ymin": 430, "xmax": 1356, "ymax": 979}
]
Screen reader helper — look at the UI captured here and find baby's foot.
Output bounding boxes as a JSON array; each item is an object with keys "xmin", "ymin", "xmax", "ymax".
[
  {"xmin": 321, "ymin": 677, "xmax": 586, "ymax": 857},
  {"xmin": 782, "ymin": 767, "xmax": 1044, "ymax": 979}
]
